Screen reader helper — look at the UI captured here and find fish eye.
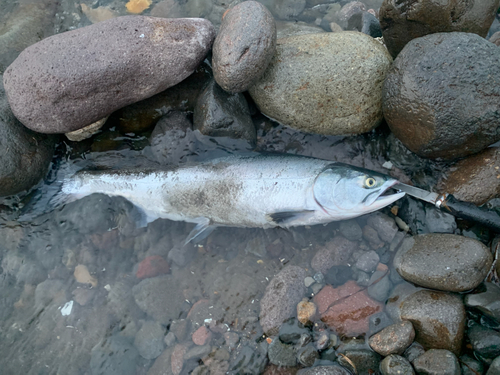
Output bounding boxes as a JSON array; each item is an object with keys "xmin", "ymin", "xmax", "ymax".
[{"xmin": 364, "ymin": 177, "xmax": 377, "ymax": 188}]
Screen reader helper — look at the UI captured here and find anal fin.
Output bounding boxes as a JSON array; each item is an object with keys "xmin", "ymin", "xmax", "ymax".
[
  {"xmin": 184, "ymin": 218, "xmax": 216, "ymax": 245},
  {"xmin": 266, "ymin": 210, "xmax": 315, "ymax": 226}
]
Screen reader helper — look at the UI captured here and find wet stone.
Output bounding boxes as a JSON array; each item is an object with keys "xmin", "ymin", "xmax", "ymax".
[
  {"xmin": 300, "ymin": 365, "xmax": 352, "ymax": 375},
  {"xmin": 297, "ymin": 344, "xmax": 319, "ymax": 367},
  {"xmin": 379, "ymin": 0, "xmax": 499, "ymax": 57},
  {"xmin": 324, "ymin": 266, "xmax": 352, "ymax": 287},
  {"xmin": 467, "ymin": 323, "xmax": 500, "ymax": 365},
  {"xmin": 229, "ymin": 343, "xmax": 268, "ymax": 375},
  {"xmin": 212, "ymin": 1, "xmax": 276, "ymax": 93},
  {"xmin": 346, "ymin": 11, "xmax": 382, "ymax": 38},
  {"xmin": 132, "ymin": 275, "xmax": 186, "ymax": 325},
  {"xmin": 367, "ymin": 270, "xmax": 392, "ymax": 302},
  {"xmin": 338, "ymin": 220, "xmax": 363, "ymax": 242},
  {"xmin": 193, "ymin": 79, "xmax": 256, "ymax": 145},
  {"xmin": 192, "ymin": 326, "xmax": 212, "ymax": 346},
  {"xmin": 460, "ymin": 354, "xmax": 485, "ymax": 375},
  {"xmin": 400, "ymin": 289, "xmax": 465, "ymax": 355},
  {"xmin": 383, "ymin": 32, "xmax": 500, "ymax": 159},
  {"xmin": 380, "ymin": 354, "xmax": 415, "ymax": 375},
  {"xmin": 0, "ymin": 76, "xmax": 56, "ymax": 196},
  {"xmin": 134, "ymin": 321, "xmax": 165, "ymax": 360},
  {"xmin": 487, "ymin": 356, "xmax": 500, "ymax": 375},
  {"xmin": 438, "ymin": 147, "xmax": 500, "ymax": 206},
  {"xmin": 90, "ymin": 336, "xmax": 139, "ymax": 375},
  {"xmin": 367, "ymin": 213, "xmax": 399, "ymax": 243},
  {"xmin": 368, "ymin": 321, "xmax": 415, "ymax": 356},
  {"xmin": 412, "ymin": 349, "xmax": 461, "ymax": 375},
  {"xmin": 465, "ymin": 282, "xmax": 500, "ymax": 323},
  {"xmin": 279, "ymin": 318, "xmax": 310, "ymax": 345},
  {"xmin": 337, "ymin": 349, "xmax": 381, "ymax": 375},
  {"xmin": 311, "ymin": 236, "xmax": 358, "ymax": 274},
  {"xmin": 314, "ymin": 281, "xmax": 383, "ymax": 337},
  {"xmin": 394, "ymin": 234, "xmax": 492, "ymax": 292},
  {"xmin": 355, "ymin": 250, "xmax": 379, "ymax": 273},
  {"xmin": 170, "ymin": 319, "xmax": 191, "ymax": 342},
  {"xmin": 275, "ymin": 20, "xmax": 325, "ymax": 39},
  {"xmin": 403, "ymin": 341, "xmax": 426, "ymax": 364},
  {"xmin": 369, "ymin": 312, "xmax": 393, "ymax": 336},
  {"xmin": 268, "ymin": 338, "xmax": 297, "ymax": 367},
  {"xmin": 260, "ymin": 266, "xmax": 307, "ymax": 335}
]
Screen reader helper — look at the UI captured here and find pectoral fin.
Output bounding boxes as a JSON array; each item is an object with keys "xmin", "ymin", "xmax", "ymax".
[
  {"xmin": 266, "ymin": 210, "xmax": 315, "ymax": 226},
  {"xmin": 184, "ymin": 218, "xmax": 217, "ymax": 245}
]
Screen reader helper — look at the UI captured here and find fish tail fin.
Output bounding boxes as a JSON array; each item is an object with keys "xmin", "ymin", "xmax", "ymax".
[{"xmin": 18, "ymin": 161, "xmax": 81, "ymax": 222}]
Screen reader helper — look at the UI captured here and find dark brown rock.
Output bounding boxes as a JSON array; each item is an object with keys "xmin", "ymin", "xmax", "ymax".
[
  {"xmin": 3, "ymin": 16, "xmax": 215, "ymax": 134},
  {"xmin": 213, "ymin": 1, "xmax": 276, "ymax": 93},
  {"xmin": 383, "ymin": 32, "xmax": 500, "ymax": 160},
  {"xmin": 393, "ymin": 234, "xmax": 492, "ymax": 292},
  {"xmin": 379, "ymin": 0, "xmax": 500, "ymax": 57},
  {"xmin": 437, "ymin": 147, "xmax": 500, "ymax": 205},
  {"xmin": 400, "ymin": 289, "xmax": 465, "ymax": 355}
]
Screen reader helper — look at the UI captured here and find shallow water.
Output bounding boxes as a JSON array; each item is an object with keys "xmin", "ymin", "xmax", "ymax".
[{"xmin": 0, "ymin": 1, "xmax": 497, "ymax": 374}]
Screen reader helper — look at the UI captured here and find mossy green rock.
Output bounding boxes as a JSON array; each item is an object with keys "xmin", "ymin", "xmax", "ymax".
[{"xmin": 248, "ymin": 32, "xmax": 392, "ymax": 135}]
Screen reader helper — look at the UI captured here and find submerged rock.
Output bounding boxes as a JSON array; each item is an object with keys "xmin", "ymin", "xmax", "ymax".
[
  {"xmin": 213, "ymin": 1, "xmax": 276, "ymax": 93},
  {"xmin": 380, "ymin": 0, "xmax": 500, "ymax": 58},
  {"xmin": 412, "ymin": 349, "xmax": 461, "ymax": 375},
  {"xmin": 3, "ymin": 16, "xmax": 215, "ymax": 133},
  {"xmin": 383, "ymin": 32, "xmax": 500, "ymax": 160},
  {"xmin": 259, "ymin": 265, "xmax": 306, "ymax": 335},
  {"xmin": 249, "ymin": 32, "xmax": 392, "ymax": 135}
]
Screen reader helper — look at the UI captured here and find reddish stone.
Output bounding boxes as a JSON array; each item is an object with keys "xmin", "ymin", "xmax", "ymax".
[
  {"xmin": 192, "ymin": 325, "xmax": 213, "ymax": 346},
  {"xmin": 171, "ymin": 344, "xmax": 188, "ymax": 375},
  {"xmin": 313, "ymin": 281, "xmax": 383, "ymax": 337},
  {"xmin": 136, "ymin": 255, "xmax": 170, "ymax": 279}
]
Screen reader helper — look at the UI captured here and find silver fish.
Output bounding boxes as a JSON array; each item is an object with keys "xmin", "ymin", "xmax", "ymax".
[{"xmin": 55, "ymin": 154, "xmax": 405, "ymax": 242}]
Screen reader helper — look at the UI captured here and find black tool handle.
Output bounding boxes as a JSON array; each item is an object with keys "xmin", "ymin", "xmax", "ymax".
[{"xmin": 443, "ymin": 194, "xmax": 500, "ymax": 233}]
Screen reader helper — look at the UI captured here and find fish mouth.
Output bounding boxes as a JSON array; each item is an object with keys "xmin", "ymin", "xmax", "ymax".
[{"xmin": 368, "ymin": 180, "xmax": 406, "ymax": 209}]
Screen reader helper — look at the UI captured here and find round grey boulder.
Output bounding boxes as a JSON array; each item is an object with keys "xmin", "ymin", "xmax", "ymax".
[
  {"xmin": 393, "ymin": 234, "xmax": 492, "ymax": 292},
  {"xmin": 249, "ymin": 32, "xmax": 392, "ymax": 135},
  {"xmin": 3, "ymin": 16, "xmax": 215, "ymax": 134},
  {"xmin": 383, "ymin": 32, "xmax": 500, "ymax": 160},
  {"xmin": 213, "ymin": 1, "xmax": 276, "ymax": 93},
  {"xmin": 0, "ymin": 76, "xmax": 56, "ymax": 197},
  {"xmin": 379, "ymin": 0, "xmax": 500, "ymax": 58}
]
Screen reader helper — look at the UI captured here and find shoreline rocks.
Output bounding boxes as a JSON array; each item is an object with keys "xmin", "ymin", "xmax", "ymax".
[
  {"xmin": 3, "ymin": 16, "xmax": 216, "ymax": 134},
  {"xmin": 249, "ymin": 31, "xmax": 392, "ymax": 135},
  {"xmin": 383, "ymin": 32, "xmax": 500, "ymax": 160}
]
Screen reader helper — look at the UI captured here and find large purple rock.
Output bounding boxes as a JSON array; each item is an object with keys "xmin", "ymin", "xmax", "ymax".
[
  {"xmin": 3, "ymin": 16, "xmax": 215, "ymax": 134},
  {"xmin": 212, "ymin": 1, "xmax": 276, "ymax": 93}
]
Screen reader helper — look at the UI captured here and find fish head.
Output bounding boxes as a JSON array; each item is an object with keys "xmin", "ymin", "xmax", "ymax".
[{"xmin": 313, "ymin": 164, "xmax": 405, "ymax": 220}]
